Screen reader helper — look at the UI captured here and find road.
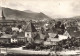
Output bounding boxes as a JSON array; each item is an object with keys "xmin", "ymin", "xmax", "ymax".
[
  {"xmin": 0, "ymin": 47, "xmax": 50, "ymax": 55},
  {"xmin": 0, "ymin": 47, "xmax": 80, "ymax": 56},
  {"xmin": 0, "ymin": 47, "xmax": 23, "ymax": 54}
]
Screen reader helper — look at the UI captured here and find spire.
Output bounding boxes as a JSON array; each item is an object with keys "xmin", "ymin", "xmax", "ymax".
[
  {"xmin": 2, "ymin": 8, "xmax": 5, "ymax": 20},
  {"xmin": 25, "ymin": 20, "xmax": 37, "ymax": 32}
]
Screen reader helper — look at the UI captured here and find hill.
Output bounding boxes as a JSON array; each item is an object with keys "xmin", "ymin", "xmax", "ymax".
[{"xmin": 2, "ymin": 7, "xmax": 52, "ymax": 21}]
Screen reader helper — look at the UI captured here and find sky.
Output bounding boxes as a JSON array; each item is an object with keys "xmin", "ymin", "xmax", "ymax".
[{"xmin": 0, "ymin": 0, "xmax": 80, "ymax": 18}]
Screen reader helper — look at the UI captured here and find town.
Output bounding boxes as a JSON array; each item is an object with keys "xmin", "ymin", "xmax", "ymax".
[{"xmin": 0, "ymin": 7, "xmax": 80, "ymax": 56}]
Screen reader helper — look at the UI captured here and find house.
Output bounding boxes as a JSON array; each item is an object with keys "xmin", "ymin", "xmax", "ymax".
[
  {"xmin": 17, "ymin": 32, "xmax": 25, "ymax": 43},
  {"xmin": 44, "ymin": 26, "xmax": 69, "ymax": 46},
  {"xmin": 66, "ymin": 27, "xmax": 78, "ymax": 32},
  {"xmin": 44, "ymin": 37, "xmax": 59, "ymax": 46},
  {"xmin": 64, "ymin": 30, "xmax": 80, "ymax": 38},
  {"xmin": 64, "ymin": 27, "xmax": 80, "ymax": 38},
  {"xmin": 33, "ymin": 31, "xmax": 49, "ymax": 45},
  {"xmin": 11, "ymin": 31, "xmax": 18, "ymax": 43},
  {"xmin": 0, "ymin": 32, "xmax": 18, "ymax": 44},
  {"xmin": 11, "ymin": 31, "xmax": 25, "ymax": 43},
  {"xmin": 58, "ymin": 35, "xmax": 69, "ymax": 40},
  {"xmin": 11, "ymin": 38, "xmax": 17, "ymax": 43},
  {"xmin": 41, "ymin": 30, "xmax": 58, "ymax": 46},
  {"xmin": 0, "ymin": 34, "xmax": 12, "ymax": 44},
  {"xmin": 25, "ymin": 21, "xmax": 37, "ymax": 43},
  {"xmin": 0, "ymin": 32, "xmax": 25, "ymax": 44},
  {"xmin": 45, "ymin": 33, "xmax": 69, "ymax": 46},
  {"xmin": 63, "ymin": 31, "xmax": 71, "ymax": 38}
]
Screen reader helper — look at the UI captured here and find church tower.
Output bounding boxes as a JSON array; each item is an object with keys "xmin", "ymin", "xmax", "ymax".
[
  {"xmin": 25, "ymin": 20, "xmax": 37, "ymax": 43},
  {"xmin": 2, "ymin": 8, "xmax": 5, "ymax": 20}
]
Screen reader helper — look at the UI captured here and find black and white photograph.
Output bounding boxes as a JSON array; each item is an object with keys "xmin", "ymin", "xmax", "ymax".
[{"xmin": 0, "ymin": 0, "xmax": 80, "ymax": 56}]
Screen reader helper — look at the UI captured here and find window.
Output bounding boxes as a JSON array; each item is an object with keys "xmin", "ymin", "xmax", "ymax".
[{"xmin": 27, "ymin": 34, "xmax": 29, "ymax": 36}]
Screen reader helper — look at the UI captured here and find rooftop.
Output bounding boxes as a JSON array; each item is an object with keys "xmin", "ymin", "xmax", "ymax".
[{"xmin": 25, "ymin": 21, "xmax": 37, "ymax": 32}]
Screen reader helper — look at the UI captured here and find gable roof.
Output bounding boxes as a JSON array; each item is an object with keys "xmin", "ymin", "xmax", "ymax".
[
  {"xmin": 63, "ymin": 31, "xmax": 71, "ymax": 38},
  {"xmin": 25, "ymin": 21, "xmax": 37, "ymax": 32},
  {"xmin": 66, "ymin": 27, "xmax": 80, "ymax": 38}
]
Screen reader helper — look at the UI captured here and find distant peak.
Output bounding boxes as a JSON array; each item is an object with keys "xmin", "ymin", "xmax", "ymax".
[{"xmin": 24, "ymin": 10, "xmax": 36, "ymax": 13}]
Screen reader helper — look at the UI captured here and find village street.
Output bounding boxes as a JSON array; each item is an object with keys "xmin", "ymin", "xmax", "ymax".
[
  {"xmin": 0, "ymin": 47, "xmax": 50, "ymax": 55},
  {"xmin": 0, "ymin": 47, "xmax": 80, "ymax": 56}
]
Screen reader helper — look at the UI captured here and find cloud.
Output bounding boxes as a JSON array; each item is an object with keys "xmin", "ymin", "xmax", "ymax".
[
  {"xmin": 1, "ymin": 0, "xmax": 80, "ymax": 18},
  {"xmin": 71, "ymin": 0, "xmax": 80, "ymax": 15}
]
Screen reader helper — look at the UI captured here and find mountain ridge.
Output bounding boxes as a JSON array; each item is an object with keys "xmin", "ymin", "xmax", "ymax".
[{"xmin": 1, "ymin": 7, "xmax": 52, "ymax": 21}]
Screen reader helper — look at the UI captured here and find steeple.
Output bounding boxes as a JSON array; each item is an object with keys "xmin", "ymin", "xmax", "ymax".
[
  {"xmin": 25, "ymin": 20, "xmax": 37, "ymax": 32},
  {"xmin": 2, "ymin": 8, "xmax": 5, "ymax": 20}
]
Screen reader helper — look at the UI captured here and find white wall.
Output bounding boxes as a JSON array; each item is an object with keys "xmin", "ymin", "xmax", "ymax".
[
  {"xmin": 25, "ymin": 32, "xmax": 32, "ymax": 38},
  {"xmin": 11, "ymin": 38, "xmax": 17, "ymax": 43}
]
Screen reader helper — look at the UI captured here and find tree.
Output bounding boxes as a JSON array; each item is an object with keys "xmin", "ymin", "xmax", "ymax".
[
  {"xmin": 55, "ymin": 21, "xmax": 61, "ymax": 28},
  {"xmin": 61, "ymin": 24, "xmax": 65, "ymax": 29},
  {"xmin": 5, "ymin": 26, "xmax": 12, "ymax": 34},
  {"xmin": 17, "ymin": 25, "xmax": 22, "ymax": 29},
  {"xmin": 41, "ymin": 27, "xmax": 45, "ymax": 34}
]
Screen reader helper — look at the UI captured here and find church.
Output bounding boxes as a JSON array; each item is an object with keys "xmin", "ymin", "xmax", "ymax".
[{"xmin": 0, "ymin": 8, "xmax": 25, "ymax": 27}]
